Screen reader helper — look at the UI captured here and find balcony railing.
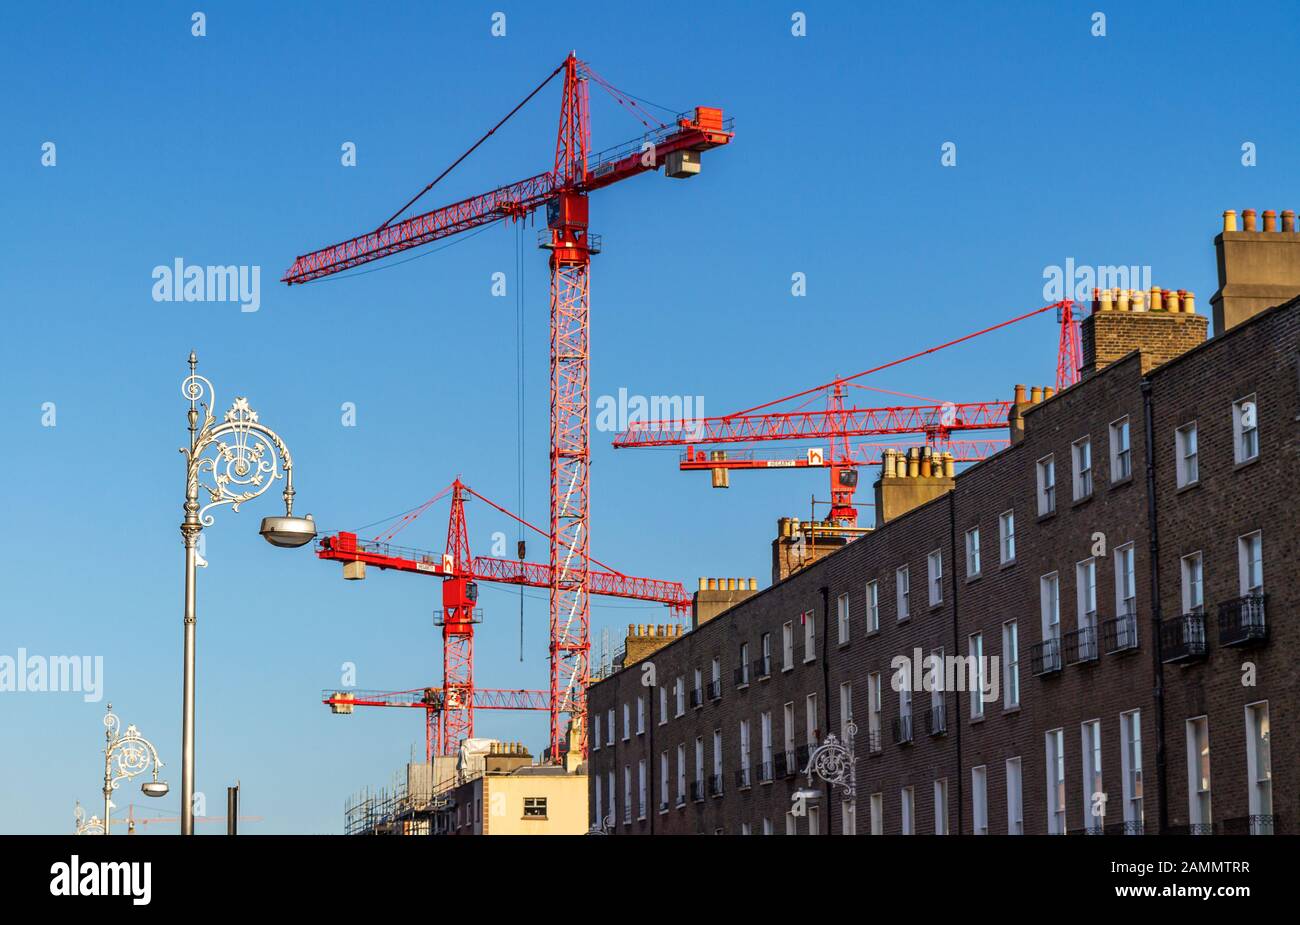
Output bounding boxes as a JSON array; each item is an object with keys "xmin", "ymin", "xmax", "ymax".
[
  {"xmin": 753, "ymin": 656, "xmax": 772, "ymax": 679},
  {"xmin": 690, "ymin": 688, "xmax": 704, "ymax": 708},
  {"xmin": 1220, "ymin": 814, "xmax": 1279, "ymax": 835},
  {"xmin": 926, "ymin": 704, "xmax": 947, "ymax": 737},
  {"xmin": 775, "ymin": 750, "xmax": 796, "ymax": 779},
  {"xmin": 1161, "ymin": 612, "xmax": 1207, "ymax": 662},
  {"xmin": 892, "ymin": 714, "xmax": 913, "ymax": 745},
  {"xmin": 1104, "ymin": 820, "xmax": 1145, "ymax": 835},
  {"xmin": 1102, "ymin": 610, "xmax": 1139, "ymax": 653},
  {"xmin": 707, "ymin": 679, "xmax": 722, "ymax": 701},
  {"xmin": 1029, "ymin": 637, "xmax": 1062, "ymax": 676},
  {"xmin": 659, "ymin": 799, "xmax": 669, "ymax": 813},
  {"xmin": 690, "ymin": 780, "xmax": 704, "ymax": 802},
  {"xmin": 675, "ymin": 793, "xmax": 686, "ymax": 808},
  {"xmin": 733, "ymin": 666, "xmax": 750, "ymax": 687},
  {"xmin": 708, "ymin": 773, "xmax": 723, "ymax": 797},
  {"xmin": 865, "ymin": 727, "xmax": 882, "ymax": 754},
  {"xmin": 757, "ymin": 760, "xmax": 774, "ymax": 783},
  {"xmin": 735, "ymin": 766, "xmax": 752, "ymax": 789},
  {"xmin": 1218, "ymin": 593, "xmax": 1267, "ymax": 647},
  {"xmin": 1063, "ymin": 624, "xmax": 1099, "ymax": 664}
]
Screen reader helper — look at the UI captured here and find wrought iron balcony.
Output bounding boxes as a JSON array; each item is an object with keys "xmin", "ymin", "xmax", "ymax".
[
  {"xmin": 1161, "ymin": 612, "xmax": 1207, "ymax": 663},
  {"xmin": 1104, "ymin": 820, "xmax": 1145, "ymax": 835},
  {"xmin": 1063, "ymin": 624, "xmax": 1099, "ymax": 664},
  {"xmin": 733, "ymin": 666, "xmax": 750, "ymax": 687},
  {"xmin": 753, "ymin": 656, "xmax": 772, "ymax": 679},
  {"xmin": 690, "ymin": 688, "xmax": 703, "ymax": 708},
  {"xmin": 774, "ymin": 750, "xmax": 790, "ymax": 778},
  {"xmin": 865, "ymin": 727, "xmax": 882, "ymax": 754},
  {"xmin": 926, "ymin": 704, "xmax": 947, "ymax": 736},
  {"xmin": 757, "ymin": 760, "xmax": 774, "ymax": 783},
  {"xmin": 892, "ymin": 714, "xmax": 913, "ymax": 745},
  {"xmin": 1220, "ymin": 814, "xmax": 1279, "ymax": 835},
  {"xmin": 690, "ymin": 780, "xmax": 704, "ymax": 802},
  {"xmin": 708, "ymin": 773, "xmax": 723, "ymax": 797},
  {"xmin": 675, "ymin": 793, "xmax": 686, "ymax": 808},
  {"xmin": 707, "ymin": 679, "xmax": 721, "ymax": 701},
  {"xmin": 735, "ymin": 766, "xmax": 752, "ymax": 789},
  {"xmin": 1218, "ymin": 593, "xmax": 1267, "ymax": 647},
  {"xmin": 1029, "ymin": 637, "xmax": 1062, "ymax": 676},
  {"xmin": 659, "ymin": 800, "xmax": 669, "ymax": 813},
  {"xmin": 1102, "ymin": 610, "xmax": 1139, "ymax": 653}
]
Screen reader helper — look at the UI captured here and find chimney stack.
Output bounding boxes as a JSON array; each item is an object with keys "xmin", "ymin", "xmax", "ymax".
[{"xmin": 1211, "ymin": 206, "xmax": 1300, "ymax": 333}]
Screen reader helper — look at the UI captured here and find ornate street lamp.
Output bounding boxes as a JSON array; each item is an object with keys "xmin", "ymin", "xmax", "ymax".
[
  {"xmin": 101, "ymin": 704, "xmax": 167, "ymax": 835},
  {"xmin": 586, "ymin": 812, "xmax": 615, "ymax": 836},
  {"xmin": 795, "ymin": 719, "xmax": 857, "ymax": 816},
  {"xmin": 74, "ymin": 801, "xmax": 105, "ymax": 836},
  {"xmin": 179, "ymin": 353, "xmax": 315, "ymax": 834}
]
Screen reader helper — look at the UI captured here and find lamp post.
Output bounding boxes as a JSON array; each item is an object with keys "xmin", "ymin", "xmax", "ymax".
[
  {"xmin": 179, "ymin": 352, "xmax": 316, "ymax": 835},
  {"xmin": 101, "ymin": 704, "xmax": 168, "ymax": 835},
  {"xmin": 74, "ymin": 802, "xmax": 104, "ymax": 836},
  {"xmin": 793, "ymin": 719, "xmax": 857, "ymax": 826}
]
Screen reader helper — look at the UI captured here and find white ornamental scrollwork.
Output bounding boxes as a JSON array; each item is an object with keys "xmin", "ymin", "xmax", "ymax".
[
  {"xmin": 181, "ymin": 371, "xmax": 295, "ymax": 526},
  {"xmin": 803, "ymin": 719, "xmax": 857, "ymax": 801},
  {"xmin": 104, "ymin": 705, "xmax": 165, "ymax": 794}
]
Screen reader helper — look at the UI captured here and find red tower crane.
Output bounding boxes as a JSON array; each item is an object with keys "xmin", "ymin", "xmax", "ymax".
[
  {"xmin": 317, "ymin": 478, "xmax": 690, "ymax": 756},
  {"xmin": 284, "ymin": 54, "xmax": 732, "ymax": 758}
]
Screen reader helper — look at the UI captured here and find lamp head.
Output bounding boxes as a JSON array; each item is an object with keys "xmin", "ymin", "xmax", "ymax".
[
  {"xmin": 141, "ymin": 780, "xmax": 169, "ymax": 798},
  {"xmin": 260, "ymin": 513, "xmax": 317, "ymax": 548}
]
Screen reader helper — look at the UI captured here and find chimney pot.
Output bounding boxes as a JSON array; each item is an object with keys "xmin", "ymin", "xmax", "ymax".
[
  {"xmin": 1131, "ymin": 289, "xmax": 1146, "ymax": 312},
  {"xmin": 1282, "ymin": 210, "xmax": 1296, "ymax": 233},
  {"xmin": 1263, "ymin": 210, "xmax": 1278, "ymax": 232},
  {"xmin": 1014, "ymin": 384, "xmax": 1027, "ymax": 404},
  {"xmin": 1182, "ymin": 291, "xmax": 1195, "ymax": 314},
  {"xmin": 1223, "ymin": 209, "xmax": 1238, "ymax": 232},
  {"xmin": 1243, "ymin": 208, "xmax": 1257, "ymax": 232},
  {"xmin": 1099, "ymin": 289, "xmax": 1114, "ymax": 311},
  {"xmin": 1116, "ymin": 289, "xmax": 1130, "ymax": 312},
  {"xmin": 1043, "ymin": 386, "xmax": 1055, "ymax": 400},
  {"xmin": 749, "ymin": 578, "xmax": 758, "ymax": 590},
  {"xmin": 1030, "ymin": 386, "xmax": 1043, "ymax": 403},
  {"xmin": 1149, "ymin": 287, "xmax": 1162, "ymax": 311}
]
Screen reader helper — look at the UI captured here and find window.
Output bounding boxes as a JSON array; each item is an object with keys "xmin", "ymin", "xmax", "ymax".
[
  {"xmin": 783, "ymin": 702, "xmax": 796, "ymax": 756},
  {"xmin": 637, "ymin": 760, "xmax": 646, "ymax": 819},
  {"xmin": 763, "ymin": 817, "xmax": 773, "ymax": 835},
  {"xmin": 593, "ymin": 775, "xmax": 602, "ymax": 826},
  {"xmin": 606, "ymin": 708, "xmax": 615, "ymax": 746},
  {"xmin": 1002, "ymin": 621, "xmax": 1020, "ymax": 709},
  {"xmin": 837, "ymin": 592, "xmax": 850, "ymax": 643},
  {"xmin": 896, "ymin": 566, "xmax": 911, "ymax": 620},
  {"xmin": 1238, "ymin": 531, "xmax": 1263, "ymax": 595},
  {"xmin": 1110, "ymin": 416, "xmax": 1131, "ymax": 482},
  {"xmin": 1233, "ymin": 395, "xmax": 1258, "ymax": 464},
  {"xmin": 1037, "ymin": 455, "xmax": 1056, "ymax": 515},
  {"xmin": 658, "ymin": 685, "xmax": 667, "ymax": 725},
  {"xmin": 1081, "ymin": 720, "xmax": 1103, "ymax": 832},
  {"xmin": 738, "ymin": 719, "xmax": 751, "ymax": 780},
  {"xmin": 839, "ymin": 681, "xmax": 853, "ymax": 735},
  {"xmin": 1046, "ymin": 729, "xmax": 1066, "ymax": 834},
  {"xmin": 898, "ymin": 678, "xmax": 912, "ymax": 743},
  {"xmin": 1186, "ymin": 716, "xmax": 1212, "ymax": 828},
  {"xmin": 1245, "ymin": 702, "xmax": 1272, "ymax": 833},
  {"xmin": 622, "ymin": 703, "xmax": 630, "ymax": 741},
  {"xmin": 760, "ymin": 711, "xmax": 773, "ymax": 777},
  {"xmin": 900, "ymin": 786, "xmax": 915, "ymax": 835},
  {"xmin": 870, "ymin": 793, "xmax": 883, "ymax": 835},
  {"xmin": 674, "ymin": 677, "xmax": 685, "ymax": 717},
  {"xmin": 1006, "ymin": 757, "xmax": 1024, "ymax": 835},
  {"xmin": 965, "ymin": 527, "xmax": 981, "ymax": 578},
  {"xmin": 785, "ymin": 812, "xmax": 796, "ymax": 835},
  {"xmin": 760, "ymin": 632, "xmax": 772, "ymax": 676},
  {"xmin": 927, "ymin": 551, "xmax": 943, "ymax": 605},
  {"xmin": 802, "ymin": 610, "xmax": 816, "ymax": 661},
  {"xmin": 737, "ymin": 644, "xmax": 749, "ymax": 685},
  {"xmin": 659, "ymin": 751, "xmax": 669, "ymax": 810},
  {"xmin": 676, "ymin": 744, "xmax": 686, "ymax": 804},
  {"xmin": 999, "ymin": 510, "xmax": 1016, "ymax": 563},
  {"xmin": 934, "ymin": 779, "xmax": 949, "ymax": 834},
  {"xmin": 741, "ymin": 822, "xmax": 751, "ymax": 836},
  {"xmin": 805, "ymin": 693, "xmax": 819, "ymax": 746},
  {"xmin": 1041, "ymin": 573, "xmax": 1060, "ymax": 644},
  {"xmin": 1114, "ymin": 543, "xmax": 1136, "ymax": 617},
  {"xmin": 623, "ymin": 766, "xmax": 632, "ymax": 824},
  {"xmin": 866, "ymin": 580, "xmax": 880, "ymax": 632},
  {"xmin": 694, "ymin": 737, "xmax": 705, "ymax": 798},
  {"xmin": 808, "ymin": 806, "xmax": 821, "ymax": 835},
  {"xmin": 693, "ymin": 667, "xmax": 703, "ymax": 705},
  {"xmin": 782, "ymin": 622, "xmax": 793, "ymax": 670},
  {"xmin": 867, "ymin": 672, "xmax": 882, "ymax": 749},
  {"xmin": 971, "ymin": 767, "xmax": 988, "ymax": 835},
  {"xmin": 1176, "ymin": 422, "xmax": 1199, "ymax": 487},
  {"xmin": 1181, "ymin": 552, "xmax": 1203, "ymax": 615},
  {"xmin": 710, "ymin": 656, "xmax": 721, "ymax": 690},
  {"xmin": 1120, "ymin": 710, "xmax": 1144, "ymax": 832},
  {"xmin": 593, "ymin": 712, "xmax": 602, "ymax": 750},
  {"xmin": 607, "ymin": 770, "xmax": 615, "ymax": 824},
  {"xmin": 969, "ymin": 633, "xmax": 984, "ymax": 719},
  {"xmin": 1072, "ymin": 436, "xmax": 1093, "ymax": 500},
  {"xmin": 636, "ymin": 695, "xmax": 645, "ymax": 735},
  {"xmin": 842, "ymin": 800, "xmax": 856, "ymax": 835},
  {"xmin": 1076, "ymin": 558, "xmax": 1098, "ymax": 660},
  {"xmin": 712, "ymin": 729, "xmax": 723, "ymax": 790},
  {"xmin": 928, "ymin": 648, "xmax": 945, "ymax": 724}
]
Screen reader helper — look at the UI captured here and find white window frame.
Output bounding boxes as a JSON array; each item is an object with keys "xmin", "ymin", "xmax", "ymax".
[
  {"xmin": 1002, "ymin": 620, "xmax": 1020, "ymax": 709},
  {"xmin": 971, "ymin": 766, "xmax": 988, "ymax": 835},
  {"xmin": 1181, "ymin": 551, "xmax": 1203, "ymax": 615},
  {"xmin": 965, "ymin": 527, "xmax": 981, "ymax": 578},
  {"xmin": 805, "ymin": 692, "xmax": 819, "ymax": 746},
  {"xmin": 674, "ymin": 677, "xmax": 685, "ymax": 718},
  {"xmin": 901, "ymin": 786, "xmax": 915, "ymax": 835},
  {"xmin": 868, "ymin": 672, "xmax": 882, "ymax": 747},
  {"xmin": 1040, "ymin": 573, "xmax": 1060, "ymax": 643},
  {"xmin": 658, "ymin": 685, "xmax": 667, "ymax": 726},
  {"xmin": 1006, "ymin": 757, "xmax": 1024, "ymax": 835},
  {"xmin": 593, "ymin": 712, "xmax": 602, "ymax": 750},
  {"xmin": 1120, "ymin": 710, "xmax": 1143, "ymax": 832},
  {"xmin": 659, "ymin": 750, "xmax": 669, "ymax": 810},
  {"xmin": 1233, "ymin": 395, "xmax": 1258, "ymax": 464},
  {"xmin": 866, "ymin": 580, "xmax": 880, "ymax": 632},
  {"xmin": 1046, "ymin": 728, "xmax": 1067, "ymax": 835},
  {"xmin": 1238, "ymin": 530, "xmax": 1263, "ymax": 595},
  {"xmin": 1072, "ymin": 436, "xmax": 1093, "ymax": 500},
  {"xmin": 1037, "ymin": 454, "xmax": 1056, "ymax": 516},
  {"xmin": 896, "ymin": 565, "xmax": 911, "ymax": 620},
  {"xmin": 837, "ymin": 592, "xmax": 850, "ymax": 644},
  {"xmin": 781, "ymin": 621, "xmax": 793, "ymax": 670},
  {"xmin": 606, "ymin": 708, "xmax": 615, "ymax": 746},
  {"xmin": 870, "ymin": 793, "xmax": 883, "ymax": 835},
  {"xmin": 927, "ymin": 550, "xmax": 943, "ymax": 606},
  {"xmin": 622, "ymin": 703, "xmax": 630, "ymax": 741},
  {"xmin": 803, "ymin": 610, "xmax": 816, "ymax": 662},
  {"xmin": 999, "ymin": 510, "xmax": 1016, "ymax": 564},
  {"xmin": 933, "ymin": 779, "xmax": 949, "ymax": 835},
  {"xmin": 1186, "ymin": 715, "xmax": 1212, "ymax": 828},
  {"xmin": 637, "ymin": 759, "xmax": 647, "ymax": 820},
  {"xmin": 1114, "ymin": 542, "xmax": 1136, "ymax": 618},
  {"xmin": 1081, "ymin": 719, "xmax": 1103, "ymax": 832},
  {"xmin": 676, "ymin": 744, "xmax": 686, "ymax": 804},
  {"xmin": 969, "ymin": 633, "xmax": 984, "ymax": 719},
  {"xmin": 1175, "ymin": 422, "xmax": 1199, "ymax": 487},
  {"xmin": 1110, "ymin": 416, "xmax": 1132, "ymax": 482},
  {"xmin": 1245, "ymin": 702, "xmax": 1272, "ymax": 831}
]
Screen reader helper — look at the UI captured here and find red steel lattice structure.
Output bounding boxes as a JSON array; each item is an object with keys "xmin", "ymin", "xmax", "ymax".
[{"xmin": 285, "ymin": 54, "xmax": 732, "ymax": 759}]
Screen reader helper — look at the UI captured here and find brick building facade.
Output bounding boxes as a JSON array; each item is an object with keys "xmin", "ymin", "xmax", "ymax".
[{"xmin": 586, "ymin": 215, "xmax": 1298, "ymax": 835}]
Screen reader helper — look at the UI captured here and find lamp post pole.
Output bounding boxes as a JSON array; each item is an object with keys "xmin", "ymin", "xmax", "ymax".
[
  {"xmin": 179, "ymin": 353, "xmax": 316, "ymax": 835},
  {"xmin": 100, "ymin": 704, "xmax": 167, "ymax": 835}
]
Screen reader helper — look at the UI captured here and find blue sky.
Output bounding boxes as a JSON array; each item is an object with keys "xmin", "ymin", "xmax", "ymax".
[{"xmin": 2, "ymin": 1, "xmax": 1295, "ymax": 833}]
